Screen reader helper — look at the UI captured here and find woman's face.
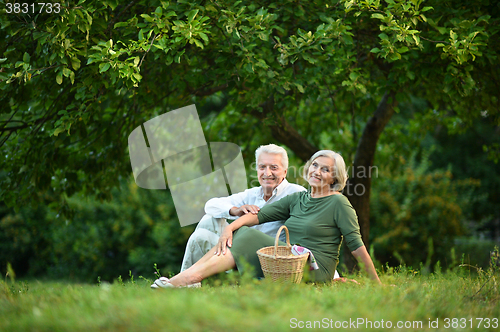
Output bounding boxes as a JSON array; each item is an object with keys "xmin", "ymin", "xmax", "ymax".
[{"xmin": 307, "ymin": 156, "xmax": 335, "ymax": 190}]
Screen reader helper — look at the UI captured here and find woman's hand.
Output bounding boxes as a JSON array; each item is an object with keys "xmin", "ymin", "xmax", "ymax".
[
  {"xmin": 215, "ymin": 227, "xmax": 233, "ymax": 255},
  {"xmin": 214, "ymin": 213, "xmax": 259, "ymax": 255},
  {"xmin": 332, "ymin": 277, "xmax": 360, "ymax": 285}
]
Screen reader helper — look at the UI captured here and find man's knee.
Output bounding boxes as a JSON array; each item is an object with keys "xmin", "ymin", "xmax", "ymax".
[
  {"xmin": 196, "ymin": 214, "xmax": 228, "ymax": 234},
  {"xmin": 188, "ymin": 228, "xmax": 219, "ymax": 248}
]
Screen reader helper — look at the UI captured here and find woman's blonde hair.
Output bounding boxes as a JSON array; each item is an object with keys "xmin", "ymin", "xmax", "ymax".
[{"xmin": 302, "ymin": 150, "xmax": 348, "ymax": 191}]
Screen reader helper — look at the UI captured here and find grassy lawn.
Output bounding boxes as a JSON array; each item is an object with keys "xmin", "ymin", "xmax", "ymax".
[{"xmin": 1, "ymin": 267, "xmax": 499, "ymax": 332}]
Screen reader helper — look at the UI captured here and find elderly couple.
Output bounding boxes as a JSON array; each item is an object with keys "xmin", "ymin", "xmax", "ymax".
[{"xmin": 151, "ymin": 144, "xmax": 381, "ymax": 288}]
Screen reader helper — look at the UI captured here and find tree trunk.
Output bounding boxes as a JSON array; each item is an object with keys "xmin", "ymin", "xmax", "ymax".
[{"xmin": 342, "ymin": 91, "xmax": 397, "ymax": 272}]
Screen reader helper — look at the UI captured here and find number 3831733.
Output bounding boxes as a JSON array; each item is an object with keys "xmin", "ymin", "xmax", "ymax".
[{"xmin": 6, "ymin": 3, "xmax": 61, "ymax": 14}]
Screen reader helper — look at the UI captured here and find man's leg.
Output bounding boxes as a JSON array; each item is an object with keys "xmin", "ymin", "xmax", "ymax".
[{"xmin": 180, "ymin": 214, "xmax": 229, "ymax": 272}]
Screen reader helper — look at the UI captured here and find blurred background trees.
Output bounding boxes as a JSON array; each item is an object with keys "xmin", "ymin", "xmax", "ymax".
[{"xmin": 1, "ymin": 0, "xmax": 499, "ymax": 281}]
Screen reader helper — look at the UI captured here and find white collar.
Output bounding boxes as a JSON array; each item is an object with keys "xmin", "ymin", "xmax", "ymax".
[{"xmin": 258, "ymin": 178, "xmax": 289, "ymax": 199}]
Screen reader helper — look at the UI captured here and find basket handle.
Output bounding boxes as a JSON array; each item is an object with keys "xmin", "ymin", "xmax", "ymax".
[{"xmin": 274, "ymin": 225, "xmax": 291, "ymax": 257}]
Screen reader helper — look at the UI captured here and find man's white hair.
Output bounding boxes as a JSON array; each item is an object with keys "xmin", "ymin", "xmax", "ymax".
[{"xmin": 255, "ymin": 144, "xmax": 289, "ymax": 169}]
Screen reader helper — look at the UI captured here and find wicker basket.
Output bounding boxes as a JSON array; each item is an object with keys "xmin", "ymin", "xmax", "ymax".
[{"xmin": 257, "ymin": 225, "xmax": 309, "ymax": 283}]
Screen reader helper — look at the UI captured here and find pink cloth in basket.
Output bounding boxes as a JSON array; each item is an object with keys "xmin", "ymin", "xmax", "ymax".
[{"xmin": 291, "ymin": 245, "xmax": 319, "ymax": 271}]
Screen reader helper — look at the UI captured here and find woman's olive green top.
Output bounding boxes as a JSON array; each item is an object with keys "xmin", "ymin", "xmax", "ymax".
[{"xmin": 257, "ymin": 191, "xmax": 364, "ymax": 282}]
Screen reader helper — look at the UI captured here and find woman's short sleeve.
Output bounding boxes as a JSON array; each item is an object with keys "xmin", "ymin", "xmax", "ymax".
[
  {"xmin": 334, "ymin": 196, "xmax": 364, "ymax": 252},
  {"xmin": 257, "ymin": 192, "xmax": 299, "ymax": 224}
]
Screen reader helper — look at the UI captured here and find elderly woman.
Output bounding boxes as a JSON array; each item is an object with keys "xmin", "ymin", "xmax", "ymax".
[{"xmin": 152, "ymin": 150, "xmax": 380, "ymax": 288}]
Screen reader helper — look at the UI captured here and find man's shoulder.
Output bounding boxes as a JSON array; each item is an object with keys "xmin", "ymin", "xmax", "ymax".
[
  {"xmin": 243, "ymin": 186, "xmax": 263, "ymax": 195},
  {"xmin": 280, "ymin": 180, "xmax": 307, "ymax": 193}
]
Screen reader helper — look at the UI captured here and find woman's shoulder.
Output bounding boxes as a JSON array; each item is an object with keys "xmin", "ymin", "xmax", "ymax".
[
  {"xmin": 329, "ymin": 193, "xmax": 354, "ymax": 206},
  {"xmin": 287, "ymin": 190, "xmax": 308, "ymax": 201}
]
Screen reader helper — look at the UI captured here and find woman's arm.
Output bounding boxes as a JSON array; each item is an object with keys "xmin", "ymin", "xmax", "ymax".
[
  {"xmin": 215, "ymin": 212, "xmax": 259, "ymax": 255},
  {"xmin": 351, "ymin": 245, "xmax": 381, "ymax": 284}
]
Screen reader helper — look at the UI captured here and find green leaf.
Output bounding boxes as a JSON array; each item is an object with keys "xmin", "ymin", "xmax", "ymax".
[
  {"xmin": 63, "ymin": 67, "xmax": 72, "ymax": 77},
  {"xmin": 164, "ymin": 11, "xmax": 177, "ymax": 18},
  {"xmin": 132, "ymin": 72, "xmax": 142, "ymax": 81},
  {"xmin": 53, "ymin": 127, "xmax": 65, "ymax": 137},
  {"xmin": 349, "ymin": 72, "xmax": 360, "ymax": 80},
  {"xmin": 437, "ymin": 27, "xmax": 447, "ymax": 35},
  {"xmin": 56, "ymin": 71, "xmax": 63, "ymax": 84},
  {"xmin": 0, "ymin": 58, "xmax": 7, "ymax": 63},
  {"xmin": 421, "ymin": 6, "xmax": 433, "ymax": 12},
  {"xmin": 371, "ymin": 13, "xmax": 385, "ymax": 20},
  {"xmin": 106, "ymin": 0, "xmax": 118, "ymax": 10},
  {"xmin": 23, "ymin": 52, "xmax": 30, "ymax": 63},
  {"xmin": 199, "ymin": 32, "xmax": 209, "ymax": 43},
  {"xmin": 187, "ymin": 9, "xmax": 199, "ymax": 22},
  {"xmin": 141, "ymin": 14, "xmax": 154, "ymax": 22},
  {"xmin": 370, "ymin": 48, "xmax": 381, "ymax": 53},
  {"xmin": 295, "ymin": 83, "xmax": 305, "ymax": 93},
  {"xmin": 193, "ymin": 39, "xmax": 204, "ymax": 49},
  {"xmin": 114, "ymin": 22, "xmax": 129, "ymax": 28},
  {"xmin": 302, "ymin": 53, "xmax": 316, "ymax": 64},
  {"xmin": 19, "ymin": 165, "xmax": 28, "ymax": 173},
  {"xmin": 71, "ymin": 58, "xmax": 81, "ymax": 70},
  {"xmin": 99, "ymin": 63, "xmax": 111, "ymax": 73},
  {"xmin": 379, "ymin": 33, "xmax": 389, "ymax": 40}
]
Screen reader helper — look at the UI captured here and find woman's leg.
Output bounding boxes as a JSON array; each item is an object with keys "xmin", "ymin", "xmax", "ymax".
[
  {"xmin": 168, "ymin": 247, "xmax": 236, "ymax": 286},
  {"xmin": 190, "ymin": 245, "xmax": 220, "ymax": 267}
]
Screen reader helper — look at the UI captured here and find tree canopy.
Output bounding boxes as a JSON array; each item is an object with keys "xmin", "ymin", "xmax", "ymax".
[{"xmin": 1, "ymin": 0, "xmax": 499, "ymax": 247}]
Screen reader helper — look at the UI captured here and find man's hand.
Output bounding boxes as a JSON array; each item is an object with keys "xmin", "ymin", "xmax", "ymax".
[
  {"xmin": 215, "ymin": 227, "xmax": 233, "ymax": 255},
  {"xmin": 229, "ymin": 204, "xmax": 260, "ymax": 217}
]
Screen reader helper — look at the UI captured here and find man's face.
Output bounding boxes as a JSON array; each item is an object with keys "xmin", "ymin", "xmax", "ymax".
[{"xmin": 257, "ymin": 153, "xmax": 287, "ymax": 191}]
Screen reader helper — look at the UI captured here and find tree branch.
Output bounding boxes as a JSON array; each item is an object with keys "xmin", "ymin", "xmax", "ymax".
[
  {"xmin": 244, "ymin": 94, "xmax": 318, "ymax": 161},
  {"xmin": 420, "ymin": 36, "xmax": 451, "ymax": 44},
  {"xmin": 189, "ymin": 83, "xmax": 229, "ymax": 97},
  {"xmin": 138, "ymin": 33, "xmax": 157, "ymax": 68},
  {"xmin": 107, "ymin": 1, "xmax": 137, "ymax": 39}
]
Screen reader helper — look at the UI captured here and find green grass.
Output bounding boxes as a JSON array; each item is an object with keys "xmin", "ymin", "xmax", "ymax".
[{"xmin": 1, "ymin": 267, "xmax": 499, "ymax": 332}]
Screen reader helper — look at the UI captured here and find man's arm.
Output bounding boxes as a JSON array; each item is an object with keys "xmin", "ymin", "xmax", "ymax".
[{"xmin": 204, "ymin": 189, "xmax": 253, "ymax": 219}]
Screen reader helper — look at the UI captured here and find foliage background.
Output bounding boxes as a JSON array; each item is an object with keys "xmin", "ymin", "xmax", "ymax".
[{"xmin": 1, "ymin": 0, "xmax": 499, "ymax": 281}]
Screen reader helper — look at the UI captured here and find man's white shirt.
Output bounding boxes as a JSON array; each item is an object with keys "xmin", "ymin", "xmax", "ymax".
[{"xmin": 204, "ymin": 179, "xmax": 306, "ymax": 242}]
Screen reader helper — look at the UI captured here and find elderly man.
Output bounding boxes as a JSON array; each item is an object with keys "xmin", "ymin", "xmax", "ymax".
[{"xmin": 180, "ymin": 144, "xmax": 306, "ymax": 272}]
